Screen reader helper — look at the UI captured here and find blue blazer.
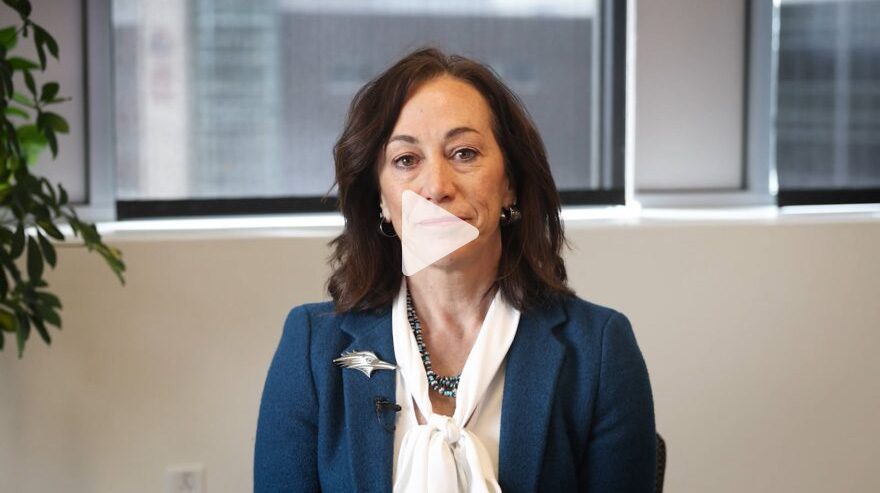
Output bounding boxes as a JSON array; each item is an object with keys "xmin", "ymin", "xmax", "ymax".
[{"xmin": 255, "ymin": 296, "xmax": 656, "ymax": 492}]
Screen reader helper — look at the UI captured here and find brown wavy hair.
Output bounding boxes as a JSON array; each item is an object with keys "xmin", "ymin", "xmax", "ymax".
[{"xmin": 327, "ymin": 47, "xmax": 573, "ymax": 313}]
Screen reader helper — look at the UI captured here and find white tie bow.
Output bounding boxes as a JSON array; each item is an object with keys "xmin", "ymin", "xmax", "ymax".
[
  {"xmin": 393, "ymin": 414, "xmax": 501, "ymax": 493},
  {"xmin": 391, "ymin": 282, "xmax": 520, "ymax": 493}
]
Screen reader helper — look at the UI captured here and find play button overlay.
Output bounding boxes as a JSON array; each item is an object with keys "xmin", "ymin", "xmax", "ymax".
[{"xmin": 400, "ymin": 190, "xmax": 479, "ymax": 276}]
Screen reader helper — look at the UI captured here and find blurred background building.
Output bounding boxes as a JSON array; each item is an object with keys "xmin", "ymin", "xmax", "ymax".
[
  {"xmin": 776, "ymin": 0, "xmax": 879, "ymax": 189},
  {"xmin": 112, "ymin": 0, "xmax": 597, "ymax": 200}
]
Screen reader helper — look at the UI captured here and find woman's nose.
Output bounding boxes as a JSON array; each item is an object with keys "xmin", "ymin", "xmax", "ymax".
[{"xmin": 419, "ymin": 156, "xmax": 455, "ymax": 203}]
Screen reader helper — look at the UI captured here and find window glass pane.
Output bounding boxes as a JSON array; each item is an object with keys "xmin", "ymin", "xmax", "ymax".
[
  {"xmin": 0, "ymin": 0, "xmax": 87, "ymax": 204},
  {"xmin": 112, "ymin": 0, "xmax": 609, "ymax": 202},
  {"xmin": 775, "ymin": 0, "xmax": 880, "ymax": 190}
]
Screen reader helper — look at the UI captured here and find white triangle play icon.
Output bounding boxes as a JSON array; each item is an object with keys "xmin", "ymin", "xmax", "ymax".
[{"xmin": 400, "ymin": 190, "xmax": 479, "ymax": 276}]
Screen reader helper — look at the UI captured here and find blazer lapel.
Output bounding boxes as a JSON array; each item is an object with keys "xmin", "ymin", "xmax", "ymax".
[
  {"xmin": 498, "ymin": 300, "xmax": 567, "ymax": 492},
  {"xmin": 339, "ymin": 308, "xmax": 398, "ymax": 492}
]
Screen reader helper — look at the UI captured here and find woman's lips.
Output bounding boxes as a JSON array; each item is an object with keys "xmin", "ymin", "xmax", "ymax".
[{"xmin": 417, "ymin": 216, "xmax": 468, "ymax": 226}]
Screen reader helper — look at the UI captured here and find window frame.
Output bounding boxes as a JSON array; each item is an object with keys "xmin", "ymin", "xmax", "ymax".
[
  {"xmin": 634, "ymin": 0, "xmax": 776, "ymax": 209},
  {"xmin": 78, "ymin": 0, "xmax": 628, "ymax": 221},
  {"xmin": 76, "ymin": 0, "xmax": 115, "ymax": 222},
  {"xmin": 78, "ymin": 0, "xmax": 879, "ymax": 223},
  {"xmin": 634, "ymin": 0, "xmax": 880, "ymax": 209}
]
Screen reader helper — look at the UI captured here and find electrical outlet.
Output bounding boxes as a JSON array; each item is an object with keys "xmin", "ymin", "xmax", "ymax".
[{"xmin": 165, "ymin": 464, "xmax": 205, "ymax": 493}]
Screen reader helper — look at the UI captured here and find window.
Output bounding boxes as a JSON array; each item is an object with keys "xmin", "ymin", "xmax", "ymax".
[
  {"xmin": 0, "ymin": 0, "xmax": 88, "ymax": 205},
  {"xmin": 109, "ymin": 0, "xmax": 627, "ymax": 218},
  {"xmin": 774, "ymin": 0, "xmax": 880, "ymax": 205},
  {"xmin": 631, "ymin": 0, "xmax": 779, "ymax": 209},
  {"xmin": 634, "ymin": 0, "xmax": 747, "ymax": 192}
]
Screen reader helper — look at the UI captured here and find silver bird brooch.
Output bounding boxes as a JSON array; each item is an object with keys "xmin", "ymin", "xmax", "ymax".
[{"xmin": 333, "ymin": 350, "xmax": 397, "ymax": 378}]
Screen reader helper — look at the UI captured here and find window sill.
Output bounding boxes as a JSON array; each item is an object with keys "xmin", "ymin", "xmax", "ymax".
[{"xmin": 53, "ymin": 202, "xmax": 880, "ymax": 242}]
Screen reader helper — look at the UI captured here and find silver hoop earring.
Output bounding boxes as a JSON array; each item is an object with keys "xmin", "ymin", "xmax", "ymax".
[
  {"xmin": 378, "ymin": 213, "xmax": 397, "ymax": 237},
  {"xmin": 500, "ymin": 204, "xmax": 521, "ymax": 226}
]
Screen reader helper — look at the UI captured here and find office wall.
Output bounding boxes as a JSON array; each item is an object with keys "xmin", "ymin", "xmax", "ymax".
[{"xmin": 1, "ymin": 219, "xmax": 879, "ymax": 493}]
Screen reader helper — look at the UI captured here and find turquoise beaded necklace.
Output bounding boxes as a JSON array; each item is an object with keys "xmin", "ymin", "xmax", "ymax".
[{"xmin": 406, "ymin": 291, "xmax": 460, "ymax": 398}]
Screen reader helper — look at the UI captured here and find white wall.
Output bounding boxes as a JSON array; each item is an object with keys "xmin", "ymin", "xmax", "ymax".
[{"xmin": 1, "ymin": 219, "xmax": 879, "ymax": 493}]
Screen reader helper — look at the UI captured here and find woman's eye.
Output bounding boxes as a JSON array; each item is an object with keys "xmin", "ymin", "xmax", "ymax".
[
  {"xmin": 393, "ymin": 154, "xmax": 417, "ymax": 168},
  {"xmin": 453, "ymin": 148, "xmax": 478, "ymax": 161}
]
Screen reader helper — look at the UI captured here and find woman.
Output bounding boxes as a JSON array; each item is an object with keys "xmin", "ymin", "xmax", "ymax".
[{"xmin": 255, "ymin": 47, "xmax": 656, "ymax": 492}]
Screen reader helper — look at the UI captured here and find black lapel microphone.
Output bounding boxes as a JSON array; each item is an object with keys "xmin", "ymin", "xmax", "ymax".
[{"xmin": 374, "ymin": 396, "xmax": 401, "ymax": 433}]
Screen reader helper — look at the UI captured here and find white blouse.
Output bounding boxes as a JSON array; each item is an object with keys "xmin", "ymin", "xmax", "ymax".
[{"xmin": 390, "ymin": 280, "xmax": 521, "ymax": 492}]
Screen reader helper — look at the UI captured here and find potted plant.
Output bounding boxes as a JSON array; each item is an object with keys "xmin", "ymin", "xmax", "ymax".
[{"xmin": 0, "ymin": 0, "xmax": 125, "ymax": 357}]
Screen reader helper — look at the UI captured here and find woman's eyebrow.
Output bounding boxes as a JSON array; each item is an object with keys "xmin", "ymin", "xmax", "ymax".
[
  {"xmin": 444, "ymin": 126, "xmax": 481, "ymax": 140},
  {"xmin": 387, "ymin": 127, "xmax": 481, "ymax": 146},
  {"xmin": 387, "ymin": 134, "xmax": 418, "ymax": 145}
]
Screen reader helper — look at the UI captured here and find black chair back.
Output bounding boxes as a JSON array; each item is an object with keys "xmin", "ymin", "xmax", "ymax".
[{"xmin": 656, "ymin": 433, "xmax": 667, "ymax": 493}]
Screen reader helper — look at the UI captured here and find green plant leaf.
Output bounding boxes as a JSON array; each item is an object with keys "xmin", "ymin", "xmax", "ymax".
[
  {"xmin": 8, "ymin": 56, "xmax": 38, "ymax": 71},
  {"xmin": 1, "ymin": 259, "xmax": 20, "ymax": 285},
  {"xmin": 0, "ymin": 248, "xmax": 15, "ymax": 272},
  {"xmin": 5, "ymin": 120, "xmax": 22, "ymax": 159},
  {"xmin": 71, "ymin": 217, "xmax": 100, "ymax": 244},
  {"xmin": 97, "ymin": 243, "xmax": 126, "ymax": 285},
  {"xmin": 0, "ymin": 60, "xmax": 13, "ymax": 97},
  {"xmin": 26, "ymin": 235, "xmax": 42, "ymax": 280},
  {"xmin": 33, "ymin": 23, "xmax": 57, "ymax": 58},
  {"xmin": 39, "ymin": 111, "xmax": 68, "ymax": 134},
  {"xmin": 0, "ymin": 308, "xmax": 15, "ymax": 332},
  {"xmin": 0, "ymin": 247, "xmax": 20, "ymax": 280},
  {"xmin": 12, "ymin": 91, "xmax": 35, "ymax": 107},
  {"xmin": 5, "ymin": 105, "xmax": 29, "ymax": 119},
  {"xmin": 10, "ymin": 223, "xmax": 24, "ymax": 257},
  {"xmin": 37, "ymin": 231, "xmax": 55, "ymax": 267},
  {"xmin": 45, "ymin": 127, "xmax": 57, "ymax": 157},
  {"xmin": 34, "ymin": 302, "xmax": 60, "ymax": 328},
  {"xmin": 16, "ymin": 124, "xmax": 47, "ymax": 164},
  {"xmin": 15, "ymin": 308, "xmax": 29, "ymax": 358},
  {"xmin": 40, "ymin": 81, "xmax": 59, "ymax": 102},
  {"xmin": 31, "ymin": 316, "xmax": 50, "ymax": 343},
  {"xmin": 0, "ymin": 267, "xmax": 6, "ymax": 299},
  {"xmin": 39, "ymin": 177, "xmax": 57, "ymax": 203},
  {"xmin": 15, "ymin": 329, "xmax": 24, "ymax": 357},
  {"xmin": 0, "ymin": 329, "xmax": 4, "ymax": 350},
  {"xmin": 35, "ymin": 291, "xmax": 61, "ymax": 309},
  {"xmin": 33, "ymin": 205, "xmax": 51, "ymax": 224},
  {"xmin": 17, "ymin": 123, "xmax": 45, "ymax": 143},
  {"xmin": 23, "ymin": 69, "xmax": 36, "ymax": 97},
  {"xmin": 58, "ymin": 183, "xmax": 68, "ymax": 205},
  {"xmin": 33, "ymin": 30, "xmax": 46, "ymax": 69},
  {"xmin": 0, "ymin": 25, "xmax": 16, "ymax": 50},
  {"xmin": 37, "ymin": 219, "xmax": 63, "ymax": 240},
  {"xmin": 2, "ymin": 0, "xmax": 32, "ymax": 19}
]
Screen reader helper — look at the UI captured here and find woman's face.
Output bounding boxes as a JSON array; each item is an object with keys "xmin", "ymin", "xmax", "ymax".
[{"xmin": 378, "ymin": 75, "xmax": 514, "ymax": 271}]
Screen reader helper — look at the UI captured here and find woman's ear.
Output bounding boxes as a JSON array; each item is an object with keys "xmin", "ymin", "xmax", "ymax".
[{"xmin": 379, "ymin": 197, "xmax": 391, "ymax": 219}]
